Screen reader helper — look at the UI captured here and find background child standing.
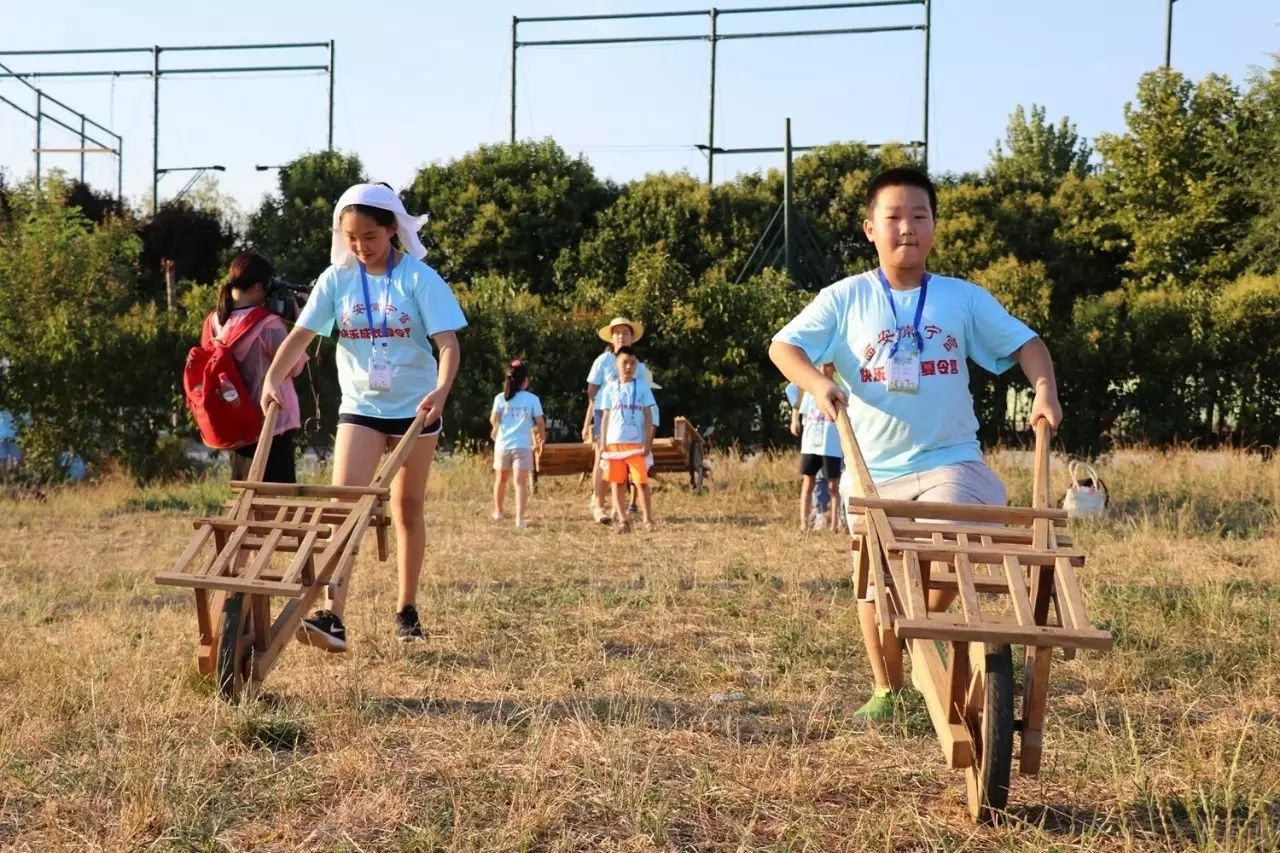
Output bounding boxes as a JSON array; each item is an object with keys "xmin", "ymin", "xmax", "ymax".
[
  {"xmin": 207, "ymin": 252, "xmax": 307, "ymax": 484},
  {"xmin": 490, "ymin": 359, "xmax": 545, "ymax": 528},
  {"xmin": 582, "ymin": 317, "xmax": 654, "ymax": 524},
  {"xmin": 597, "ymin": 346, "xmax": 656, "ymax": 532},
  {"xmin": 795, "ymin": 364, "xmax": 843, "ymax": 532}
]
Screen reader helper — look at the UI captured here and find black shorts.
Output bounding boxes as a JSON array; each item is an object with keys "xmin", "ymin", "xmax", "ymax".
[
  {"xmin": 337, "ymin": 413, "xmax": 442, "ymax": 437},
  {"xmin": 231, "ymin": 430, "xmax": 297, "ymax": 484},
  {"xmin": 799, "ymin": 453, "xmax": 843, "ymax": 479}
]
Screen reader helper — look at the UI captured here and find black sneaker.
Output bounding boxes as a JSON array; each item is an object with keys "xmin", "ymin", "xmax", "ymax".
[
  {"xmin": 395, "ymin": 604, "xmax": 424, "ymax": 643},
  {"xmin": 295, "ymin": 609, "xmax": 347, "ymax": 653}
]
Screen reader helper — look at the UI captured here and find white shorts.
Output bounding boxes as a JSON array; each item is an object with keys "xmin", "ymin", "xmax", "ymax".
[
  {"xmin": 847, "ymin": 460, "xmax": 1008, "ymax": 602},
  {"xmin": 494, "ymin": 447, "xmax": 534, "ymax": 472}
]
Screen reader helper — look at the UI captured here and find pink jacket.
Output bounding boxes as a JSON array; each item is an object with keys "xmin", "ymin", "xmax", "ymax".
[{"xmin": 209, "ymin": 308, "xmax": 307, "ymax": 436}]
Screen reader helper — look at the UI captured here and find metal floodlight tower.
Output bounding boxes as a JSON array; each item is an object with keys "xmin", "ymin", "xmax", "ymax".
[
  {"xmin": 1164, "ymin": 0, "xmax": 1180, "ymax": 68},
  {"xmin": 510, "ymin": 1, "xmax": 932, "ymax": 183},
  {"xmin": 0, "ymin": 41, "xmax": 336, "ymax": 213},
  {"xmin": 156, "ymin": 164, "xmax": 227, "ymax": 204},
  {"xmin": 0, "ymin": 60, "xmax": 124, "ymax": 201}
]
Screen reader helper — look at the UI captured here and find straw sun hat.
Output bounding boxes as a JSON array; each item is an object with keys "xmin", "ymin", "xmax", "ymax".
[{"xmin": 597, "ymin": 316, "xmax": 644, "ymax": 344}]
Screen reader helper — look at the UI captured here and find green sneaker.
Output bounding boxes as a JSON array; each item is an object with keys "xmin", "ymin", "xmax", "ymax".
[{"xmin": 852, "ymin": 687, "xmax": 896, "ymax": 723}]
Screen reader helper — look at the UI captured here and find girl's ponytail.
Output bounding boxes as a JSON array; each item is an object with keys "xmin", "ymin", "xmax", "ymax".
[
  {"xmin": 503, "ymin": 359, "xmax": 529, "ymax": 402},
  {"xmin": 217, "ymin": 252, "xmax": 274, "ymax": 325}
]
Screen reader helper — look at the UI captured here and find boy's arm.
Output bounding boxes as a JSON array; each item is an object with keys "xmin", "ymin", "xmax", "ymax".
[
  {"xmin": 643, "ymin": 407, "xmax": 653, "ymax": 455},
  {"xmin": 598, "ymin": 410, "xmax": 610, "ymax": 453},
  {"xmin": 1014, "ymin": 336, "xmax": 1062, "ymax": 430},
  {"xmin": 789, "ymin": 389, "xmax": 804, "ymax": 437},
  {"xmin": 769, "ymin": 341, "xmax": 847, "ymax": 420},
  {"xmin": 583, "ymin": 384, "xmax": 601, "ymax": 443}
]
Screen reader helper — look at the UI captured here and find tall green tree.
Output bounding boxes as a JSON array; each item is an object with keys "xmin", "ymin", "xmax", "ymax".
[
  {"xmin": 1240, "ymin": 56, "xmax": 1280, "ymax": 274},
  {"xmin": 403, "ymin": 139, "xmax": 614, "ymax": 294},
  {"xmin": 245, "ymin": 150, "xmax": 367, "ymax": 283},
  {"xmin": 1096, "ymin": 69, "xmax": 1252, "ymax": 291},
  {"xmin": 0, "ymin": 193, "xmax": 186, "ymax": 480}
]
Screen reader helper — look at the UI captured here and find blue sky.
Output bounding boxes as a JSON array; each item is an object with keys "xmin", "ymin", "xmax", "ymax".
[{"xmin": 1, "ymin": 0, "xmax": 1276, "ymax": 214}]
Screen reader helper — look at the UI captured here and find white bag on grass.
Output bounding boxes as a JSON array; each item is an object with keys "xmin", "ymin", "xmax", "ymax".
[{"xmin": 1062, "ymin": 460, "xmax": 1108, "ymax": 518}]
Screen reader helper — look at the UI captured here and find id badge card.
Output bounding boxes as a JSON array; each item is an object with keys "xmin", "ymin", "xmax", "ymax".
[
  {"xmin": 886, "ymin": 350, "xmax": 920, "ymax": 393},
  {"xmin": 368, "ymin": 343, "xmax": 392, "ymax": 390}
]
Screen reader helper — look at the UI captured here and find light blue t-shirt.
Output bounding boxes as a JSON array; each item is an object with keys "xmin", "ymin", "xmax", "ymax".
[
  {"xmin": 599, "ymin": 378, "xmax": 657, "ymax": 445},
  {"xmin": 785, "ymin": 382, "xmax": 801, "ymax": 408},
  {"xmin": 773, "ymin": 270, "xmax": 1035, "ymax": 481},
  {"xmin": 491, "ymin": 390, "xmax": 544, "ymax": 451},
  {"xmin": 799, "ymin": 394, "xmax": 843, "ymax": 458},
  {"xmin": 588, "ymin": 350, "xmax": 652, "ymax": 410},
  {"xmin": 297, "ymin": 253, "xmax": 467, "ymax": 418}
]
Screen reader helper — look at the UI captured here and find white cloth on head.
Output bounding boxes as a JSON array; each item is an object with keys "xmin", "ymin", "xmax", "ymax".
[{"xmin": 330, "ymin": 183, "xmax": 429, "ymax": 268}]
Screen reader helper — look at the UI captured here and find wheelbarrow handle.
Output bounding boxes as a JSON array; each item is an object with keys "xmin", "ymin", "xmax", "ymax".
[
  {"xmin": 1031, "ymin": 418, "xmax": 1051, "ymax": 510},
  {"xmin": 245, "ymin": 400, "xmax": 281, "ymax": 483},
  {"xmin": 833, "ymin": 407, "xmax": 879, "ymax": 500}
]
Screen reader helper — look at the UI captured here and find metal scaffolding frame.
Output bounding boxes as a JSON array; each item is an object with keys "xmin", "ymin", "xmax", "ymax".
[
  {"xmin": 510, "ymin": 1, "xmax": 931, "ymax": 182},
  {"xmin": 0, "ymin": 41, "xmax": 335, "ymax": 213},
  {"xmin": 0, "ymin": 60, "xmax": 123, "ymax": 202}
]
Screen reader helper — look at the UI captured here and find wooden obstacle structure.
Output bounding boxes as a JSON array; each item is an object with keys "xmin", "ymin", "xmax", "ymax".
[
  {"xmin": 837, "ymin": 411, "xmax": 1112, "ymax": 822},
  {"xmin": 155, "ymin": 403, "xmax": 428, "ymax": 700},
  {"xmin": 535, "ymin": 416, "xmax": 708, "ymax": 489}
]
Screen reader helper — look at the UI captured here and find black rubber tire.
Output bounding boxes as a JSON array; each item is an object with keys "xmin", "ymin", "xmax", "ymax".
[
  {"xmin": 689, "ymin": 443, "xmax": 705, "ymax": 491},
  {"xmin": 967, "ymin": 643, "xmax": 1015, "ymax": 823},
  {"xmin": 216, "ymin": 593, "xmax": 247, "ymax": 702}
]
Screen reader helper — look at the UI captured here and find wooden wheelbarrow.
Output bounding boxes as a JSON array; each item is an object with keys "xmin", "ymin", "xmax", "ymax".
[
  {"xmin": 155, "ymin": 402, "xmax": 428, "ymax": 700},
  {"xmin": 836, "ymin": 410, "xmax": 1112, "ymax": 822},
  {"xmin": 535, "ymin": 416, "xmax": 709, "ymax": 490}
]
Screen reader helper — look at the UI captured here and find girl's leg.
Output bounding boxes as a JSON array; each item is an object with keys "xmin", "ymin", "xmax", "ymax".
[
  {"xmin": 493, "ymin": 468, "xmax": 510, "ymax": 517},
  {"xmin": 327, "ymin": 425, "xmax": 390, "ymax": 617},
  {"xmin": 514, "ymin": 469, "xmax": 531, "ymax": 524},
  {"xmin": 799, "ymin": 475, "xmax": 815, "ymax": 530},
  {"xmin": 827, "ymin": 472, "xmax": 842, "ymax": 532},
  {"xmin": 387, "ymin": 432, "xmax": 439, "ymax": 612}
]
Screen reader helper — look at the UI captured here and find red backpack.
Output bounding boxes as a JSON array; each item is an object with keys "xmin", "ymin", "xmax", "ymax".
[{"xmin": 183, "ymin": 308, "xmax": 272, "ymax": 449}]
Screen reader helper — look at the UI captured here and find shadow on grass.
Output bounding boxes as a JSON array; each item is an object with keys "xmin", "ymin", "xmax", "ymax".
[
  {"xmin": 1106, "ymin": 493, "xmax": 1276, "ymax": 539},
  {"xmin": 1010, "ymin": 793, "xmax": 1280, "ymax": 846},
  {"xmin": 447, "ymin": 574, "xmax": 856, "ymax": 598},
  {"xmin": 364, "ymin": 694, "xmax": 856, "ymax": 744}
]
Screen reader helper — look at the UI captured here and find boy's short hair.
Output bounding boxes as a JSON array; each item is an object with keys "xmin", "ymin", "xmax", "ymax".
[
  {"xmin": 866, "ymin": 166, "xmax": 937, "ymax": 219},
  {"xmin": 614, "ymin": 345, "xmax": 637, "ymax": 359}
]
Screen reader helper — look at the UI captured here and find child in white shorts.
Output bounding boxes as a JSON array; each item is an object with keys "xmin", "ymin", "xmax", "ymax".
[{"xmin": 490, "ymin": 360, "xmax": 545, "ymax": 527}]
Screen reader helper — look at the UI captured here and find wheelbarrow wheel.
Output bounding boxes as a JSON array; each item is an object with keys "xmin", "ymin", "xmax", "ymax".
[
  {"xmin": 965, "ymin": 642, "xmax": 1014, "ymax": 823},
  {"xmin": 215, "ymin": 593, "xmax": 251, "ymax": 702},
  {"xmin": 688, "ymin": 442, "xmax": 705, "ymax": 491}
]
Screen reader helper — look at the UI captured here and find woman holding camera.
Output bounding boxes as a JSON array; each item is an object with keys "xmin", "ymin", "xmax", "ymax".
[{"xmin": 206, "ymin": 251, "xmax": 308, "ymax": 483}]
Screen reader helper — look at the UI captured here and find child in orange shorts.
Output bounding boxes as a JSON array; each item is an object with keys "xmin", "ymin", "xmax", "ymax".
[{"xmin": 597, "ymin": 346, "xmax": 657, "ymax": 532}]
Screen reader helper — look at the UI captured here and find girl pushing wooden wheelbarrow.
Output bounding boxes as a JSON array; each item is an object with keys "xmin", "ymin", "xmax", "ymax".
[
  {"xmin": 769, "ymin": 166, "xmax": 1112, "ymax": 820},
  {"xmin": 158, "ymin": 182, "xmax": 466, "ymax": 699}
]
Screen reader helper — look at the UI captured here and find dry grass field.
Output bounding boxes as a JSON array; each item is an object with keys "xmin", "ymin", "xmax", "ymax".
[{"xmin": 1, "ymin": 445, "xmax": 1278, "ymax": 851}]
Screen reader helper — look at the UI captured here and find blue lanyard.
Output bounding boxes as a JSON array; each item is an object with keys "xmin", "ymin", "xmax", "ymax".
[
  {"xmin": 358, "ymin": 250, "xmax": 397, "ymax": 347},
  {"xmin": 876, "ymin": 268, "xmax": 930, "ymax": 357}
]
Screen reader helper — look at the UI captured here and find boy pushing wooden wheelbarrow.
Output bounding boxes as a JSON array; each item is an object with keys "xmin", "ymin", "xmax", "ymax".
[{"xmin": 769, "ymin": 167, "xmax": 1112, "ymax": 821}]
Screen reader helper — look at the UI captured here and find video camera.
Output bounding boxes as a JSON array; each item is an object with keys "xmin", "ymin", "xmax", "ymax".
[{"xmin": 265, "ymin": 278, "xmax": 312, "ymax": 323}]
